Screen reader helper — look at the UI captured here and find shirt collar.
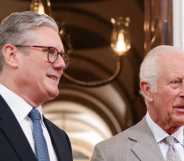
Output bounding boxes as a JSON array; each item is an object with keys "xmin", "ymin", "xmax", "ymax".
[
  {"xmin": 0, "ymin": 84, "xmax": 43, "ymax": 122},
  {"xmin": 172, "ymin": 126, "xmax": 184, "ymax": 145},
  {"xmin": 146, "ymin": 112, "xmax": 184, "ymax": 145},
  {"xmin": 146, "ymin": 112, "xmax": 167, "ymax": 143}
]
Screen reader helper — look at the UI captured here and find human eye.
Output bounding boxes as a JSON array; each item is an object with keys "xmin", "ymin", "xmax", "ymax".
[
  {"xmin": 169, "ymin": 78, "xmax": 182, "ymax": 88},
  {"xmin": 47, "ymin": 47, "xmax": 55, "ymax": 54}
]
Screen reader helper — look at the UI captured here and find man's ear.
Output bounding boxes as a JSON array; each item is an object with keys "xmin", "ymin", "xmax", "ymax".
[
  {"xmin": 1, "ymin": 44, "xmax": 19, "ymax": 68},
  {"xmin": 140, "ymin": 81, "xmax": 154, "ymax": 102}
]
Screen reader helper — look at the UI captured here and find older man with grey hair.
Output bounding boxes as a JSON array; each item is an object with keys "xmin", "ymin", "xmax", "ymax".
[
  {"xmin": 91, "ymin": 45, "xmax": 184, "ymax": 161},
  {"xmin": 0, "ymin": 11, "xmax": 72, "ymax": 161}
]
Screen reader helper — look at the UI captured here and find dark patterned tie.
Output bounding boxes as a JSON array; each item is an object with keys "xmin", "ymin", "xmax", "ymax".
[
  {"xmin": 29, "ymin": 108, "xmax": 50, "ymax": 161},
  {"xmin": 165, "ymin": 136, "xmax": 181, "ymax": 161}
]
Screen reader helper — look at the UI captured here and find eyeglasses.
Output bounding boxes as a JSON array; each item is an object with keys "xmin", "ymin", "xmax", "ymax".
[{"xmin": 15, "ymin": 45, "xmax": 69, "ymax": 67}]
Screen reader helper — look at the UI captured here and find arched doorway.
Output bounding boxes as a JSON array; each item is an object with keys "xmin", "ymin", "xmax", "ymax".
[{"xmin": 43, "ymin": 85, "xmax": 132, "ymax": 161}]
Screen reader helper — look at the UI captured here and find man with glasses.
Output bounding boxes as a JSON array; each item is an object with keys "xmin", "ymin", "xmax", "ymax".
[{"xmin": 0, "ymin": 11, "xmax": 72, "ymax": 161}]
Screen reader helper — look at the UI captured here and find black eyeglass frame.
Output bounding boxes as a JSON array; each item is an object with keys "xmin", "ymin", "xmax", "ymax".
[{"xmin": 14, "ymin": 44, "xmax": 69, "ymax": 67}]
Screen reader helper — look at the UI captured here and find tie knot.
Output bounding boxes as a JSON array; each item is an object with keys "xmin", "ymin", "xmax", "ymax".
[
  {"xmin": 29, "ymin": 108, "xmax": 41, "ymax": 121},
  {"xmin": 165, "ymin": 136, "xmax": 177, "ymax": 145}
]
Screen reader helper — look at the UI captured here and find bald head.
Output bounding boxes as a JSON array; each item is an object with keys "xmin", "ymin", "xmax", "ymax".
[
  {"xmin": 139, "ymin": 45, "xmax": 184, "ymax": 91},
  {"xmin": 140, "ymin": 45, "xmax": 184, "ymax": 132}
]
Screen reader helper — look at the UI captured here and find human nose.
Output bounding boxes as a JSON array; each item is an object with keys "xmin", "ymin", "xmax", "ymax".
[
  {"xmin": 53, "ymin": 54, "xmax": 66, "ymax": 69},
  {"xmin": 179, "ymin": 82, "xmax": 184, "ymax": 97},
  {"xmin": 179, "ymin": 91, "xmax": 184, "ymax": 99},
  {"xmin": 181, "ymin": 81, "xmax": 184, "ymax": 90}
]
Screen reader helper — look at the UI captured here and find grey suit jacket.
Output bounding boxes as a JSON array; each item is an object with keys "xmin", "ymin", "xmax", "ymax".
[{"xmin": 91, "ymin": 118, "xmax": 165, "ymax": 161}]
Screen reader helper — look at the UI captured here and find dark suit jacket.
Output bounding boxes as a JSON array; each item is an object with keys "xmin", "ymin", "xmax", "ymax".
[
  {"xmin": 0, "ymin": 95, "xmax": 73, "ymax": 161},
  {"xmin": 91, "ymin": 118, "xmax": 165, "ymax": 161}
]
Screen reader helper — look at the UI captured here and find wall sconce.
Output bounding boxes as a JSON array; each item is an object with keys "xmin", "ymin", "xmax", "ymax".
[
  {"xmin": 30, "ymin": 1, "xmax": 131, "ymax": 87},
  {"xmin": 111, "ymin": 17, "xmax": 131, "ymax": 56},
  {"xmin": 30, "ymin": 0, "xmax": 52, "ymax": 16}
]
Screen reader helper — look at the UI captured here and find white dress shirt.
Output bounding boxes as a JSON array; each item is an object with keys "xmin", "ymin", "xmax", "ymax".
[
  {"xmin": 0, "ymin": 84, "xmax": 58, "ymax": 161},
  {"xmin": 146, "ymin": 112, "xmax": 184, "ymax": 161}
]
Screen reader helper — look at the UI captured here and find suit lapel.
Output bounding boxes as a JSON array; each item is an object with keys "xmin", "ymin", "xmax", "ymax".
[
  {"xmin": 44, "ymin": 118, "xmax": 72, "ymax": 161},
  {"xmin": 0, "ymin": 96, "xmax": 37, "ymax": 161},
  {"xmin": 128, "ymin": 119, "xmax": 164, "ymax": 161}
]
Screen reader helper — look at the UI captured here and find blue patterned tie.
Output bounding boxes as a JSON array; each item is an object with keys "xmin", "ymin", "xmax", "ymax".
[{"xmin": 29, "ymin": 108, "xmax": 50, "ymax": 161}]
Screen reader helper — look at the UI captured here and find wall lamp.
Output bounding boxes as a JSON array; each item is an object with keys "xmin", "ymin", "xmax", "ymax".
[{"xmin": 30, "ymin": 0, "xmax": 131, "ymax": 87}]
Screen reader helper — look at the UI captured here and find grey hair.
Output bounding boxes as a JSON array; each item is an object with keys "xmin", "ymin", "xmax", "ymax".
[
  {"xmin": 0, "ymin": 11, "xmax": 59, "ymax": 71},
  {"xmin": 139, "ymin": 45, "xmax": 183, "ymax": 91}
]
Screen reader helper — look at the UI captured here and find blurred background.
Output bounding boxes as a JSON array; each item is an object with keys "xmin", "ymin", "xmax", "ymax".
[{"xmin": 0, "ymin": 0, "xmax": 175, "ymax": 161}]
